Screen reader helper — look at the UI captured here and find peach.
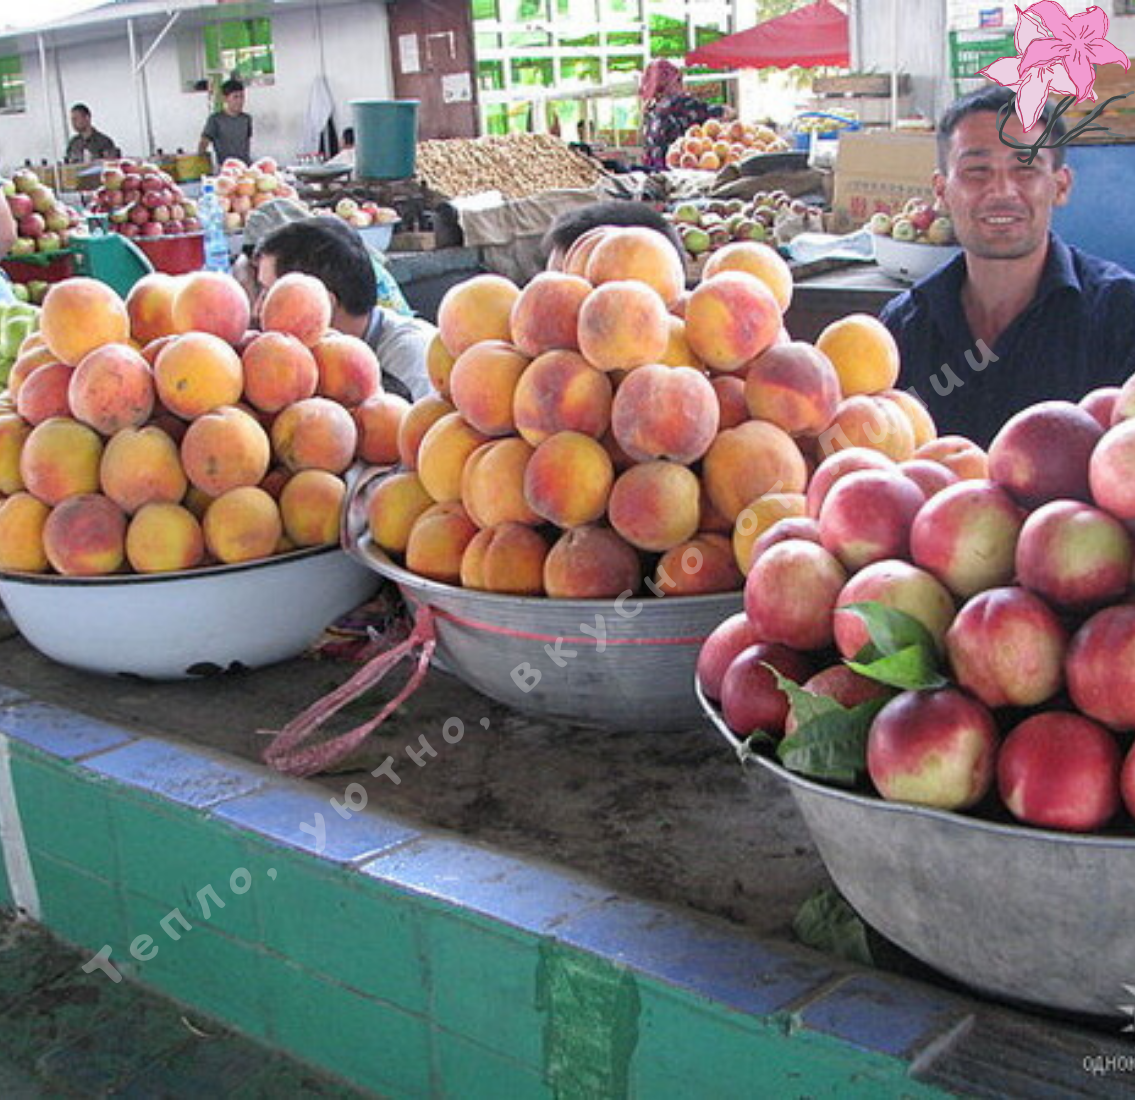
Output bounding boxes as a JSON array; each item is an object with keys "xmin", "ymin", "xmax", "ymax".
[
  {"xmin": 100, "ymin": 426, "xmax": 188, "ymax": 514},
  {"xmin": 610, "ymin": 365, "xmax": 719, "ymax": 464},
  {"xmin": 710, "ymin": 375, "xmax": 747, "ymax": 429},
  {"xmin": 909, "ymin": 479, "xmax": 1025, "ymax": 598},
  {"xmin": 258, "ymin": 466, "xmax": 291, "ymax": 501},
  {"xmin": 1067, "ymin": 606, "xmax": 1135, "ymax": 729},
  {"xmin": 543, "ymin": 525, "xmax": 642, "ymax": 599},
  {"xmin": 125, "ymin": 273, "xmax": 180, "ymax": 345},
  {"xmin": 702, "ymin": 420, "xmax": 807, "ymax": 522},
  {"xmin": 240, "ymin": 332, "xmax": 319, "ymax": 413},
  {"xmin": 509, "ymin": 271, "xmax": 591, "ymax": 357},
  {"xmin": 523, "ymin": 431, "xmax": 613, "ymax": 528},
  {"xmin": 898, "ymin": 458, "xmax": 959, "ymax": 499},
  {"xmin": 312, "ymin": 333, "xmax": 381, "ymax": 407},
  {"xmin": 602, "ymin": 430, "xmax": 637, "ymax": 474},
  {"xmin": 68, "ymin": 344, "xmax": 154, "ymax": 435},
  {"xmin": 818, "ymin": 394, "xmax": 915, "ymax": 462},
  {"xmin": 746, "ymin": 540, "xmax": 847, "ymax": 651},
  {"xmin": 405, "ymin": 501, "xmax": 478, "ymax": 584},
  {"xmin": 202, "ymin": 486, "xmax": 283, "ymax": 564},
  {"xmin": 1109, "ymin": 373, "xmax": 1135, "ymax": 424},
  {"xmin": 577, "ymin": 280, "xmax": 670, "ymax": 372},
  {"xmin": 416, "ymin": 412, "xmax": 490, "ymax": 502},
  {"xmin": 154, "ymin": 333, "xmax": 244, "ymax": 420},
  {"xmin": 368, "ymin": 471, "xmax": 435, "ymax": 555},
  {"xmin": 437, "ymin": 274, "xmax": 521, "ymax": 358},
  {"xmin": 0, "ymin": 493, "xmax": 50, "ymax": 572},
  {"xmin": 684, "ymin": 271, "xmax": 780, "ymax": 372},
  {"xmin": 461, "ymin": 438, "xmax": 539, "ymax": 527},
  {"xmin": 998, "ymin": 713, "xmax": 1121, "ymax": 832},
  {"xmin": 460, "ymin": 522, "xmax": 548, "ymax": 595},
  {"xmin": 270, "ymin": 397, "xmax": 359, "ymax": 475},
  {"xmin": 1016, "ymin": 500, "xmax": 1132, "ymax": 610},
  {"xmin": 425, "ymin": 331, "xmax": 457, "ymax": 397},
  {"xmin": 448, "ymin": 340, "xmax": 530, "ymax": 437},
  {"xmin": 125, "ymin": 502, "xmax": 206, "ymax": 573},
  {"xmin": 748, "ymin": 516, "xmax": 822, "ymax": 571},
  {"xmin": 815, "ymin": 313, "xmax": 899, "ymax": 396},
  {"xmin": 805, "ymin": 447, "xmax": 895, "ymax": 518},
  {"xmin": 20, "ymin": 418, "xmax": 103, "ymax": 505},
  {"xmin": 171, "ymin": 270, "xmax": 251, "ymax": 346},
  {"xmin": 945, "ymin": 586, "xmax": 1066, "ymax": 709},
  {"xmin": 40, "ymin": 492, "xmax": 126, "ymax": 576},
  {"xmin": 15, "ymin": 362, "xmax": 73, "ymax": 426},
  {"xmin": 1079, "ymin": 385, "xmax": 1120, "ymax": 429},
  {"xmin": 40, "ymin": 278, "xmax": 130, "ymax": 366},
  {"xmin": 561, "ymin": 227, "xmax": 610, "ymax": 278},
  {"xmin": 660, "ymin": 317, "xmax": 704, "ymax": 370},
  {"xmin": 7, "ymin": 346, "xmax": 59, "ymax": 397},
  {"xmin": 882, "ymin": 389, "xmax": 937, "ymax": 449},
  {"xmin": 696, "ymin": 612, "xmax": 762, "ymax": 701},
  {"xmin": 354, "ymin": 393, "xmax": 411, "ymax": 466},
  {"xmin": 181, "ymin": 405, "xmax": 271, "ymax": 497},
  {"xmin": 279, "ymin": 469, "xmax": 346, "ymax": 547},
  {"xmin": 584, "ymin": 226, "xmax": 685, "ymax": 307},
  {"xmin": 912, "ymin": 435, "xmax": 988, "ymax": 480},
  {"xmin": 731, "ymin": 492, "xmax": 805, "ymax": 574},
  {"xmin": 608, "ymin": 460, "xmax": 700, "ymax": 552},
  {"xmin": 744, "ymin": 342, "xmax": 840, "ymax": 437},
  {"xmin": 183, "ymin": 486, "xmax": 215, "ymax": 520},
  {"xmin": 720, "ymin": 643, "xmax": 814, "ymax": 737},
  {"xmin": 140, "ymin": 335, "xmax": 177, "ymax": 368},
  {"xmin": 259, "ymin": 271, "xmax": 333, "ymax": 346},
  {"xmin": 818, "ymin": 469, "xmax": 925, "ymax": 571},
  {"xmin": 784, "ymin": 665, "xmax": 892, "ymax": 737},
  {"xmin": 397, "ymin": 395, "xmax": 455, "ymax": 470},
  {"xmin": 1089, "ymin": 418, "xmax": 1135, "ymax": 520},
  {"xmin": 867, "ymin": 689, "xmax": 997, "ymax": 810},
  {"xmin": 653, "ymin": 533, "xmax": 742, "ymax": 596},
  {"xmin": 834, "ymin": 559, "xmax": 957, "ymax": 659},
  {"xmin": 513, "ymin": 350, "xmax": 613, "ymax": 445},
  {"xmin": 988, "ymin": 400, "xmax": 1102, "ymax": 508},
  {"xmin": 0, "ymin": 415, "xmax": 31, "ymax": 495},
  {"xmin": 702, "ymin": 242, "xmax": 793, "ymax": 313}
]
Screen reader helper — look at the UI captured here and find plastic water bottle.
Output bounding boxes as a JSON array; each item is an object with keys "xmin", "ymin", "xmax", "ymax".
[{"xmin": 198, "ymin": 180, "xmax": 230, "ymax": 273}]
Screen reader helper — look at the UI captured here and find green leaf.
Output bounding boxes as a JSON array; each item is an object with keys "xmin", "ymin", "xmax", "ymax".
[
  {"xmin": 793, "ymin": 888, "xmax": 874, "ymax": 967},
  {"xmin": 840, "ymin": 601, "xmax": 948, "ymax": 691},
  {"xmin": 841, "ymin": 600, "xmax": 938, "ymax": 655},
  {"xmin": 847, "ymin": 646, "xmax": 949, "ymax": 692}
]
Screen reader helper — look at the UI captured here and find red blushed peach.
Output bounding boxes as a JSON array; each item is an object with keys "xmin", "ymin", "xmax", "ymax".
[
  {"xmin": 898, "ymin": 458, "xmax": 959, "ymax": 499},
  {"xmin": 181, "ymin": 405, "xmax": 271, "ymax": 498},
  {"xmin": 584, "ymin": 226, "xmax": 686, "ymax": 308},
  {"xmin": 437, "ymin": 274, "xmax": 521, "ymax": 357},
  {"xmin": 912, "ymin": 435, "xmax": 989, "ymax": 480},
  {"xmin": 543, "ymin": 525, "xmax": 642, "ymax": 599},
  {"xmin": 68, "ymin": 344, "xmax": 155, "ymax": 435},
  {"xmin": 731, "ymin": 492, "xmax": 806, "ymax": 574},
  {"xmin": 744, "ymin": 537, "xmax": 847, "ymax": 650},
  {"xmin": 711, "ymin": 375, "xmax": 747, "ymax": 430},
  {"xmin": 20, "ymin": 418, "xmax": 104, "ymax": 505},
  {"xmin": 125, "ymin": 272, "xmax": 180, "ymax": 345},
  {"xmin": 697, "ymin": 612, "xmax": 762, "ymax": 701},
  {"xmin": 610, "ymin": 365, "xmax": 719, "ymax": 464},
  {"xmin": 460, "ymin": 523, "xmax": 548, "ymax": 596},
  {"xmin": 279, "ymin": 469, "xmax": 346, "ymax": 547},
  {"xmin": 988, "ymin": 400, "xmax": 1103, "ymax": 508},
  {"xmin": 154, "ymin": 333, "xmax": 244, "ymax": 420},
  {"xmin": 577, "ymin": 280, "xmax": 670, "ymax": 372},
  {"xmin": 354, "ymin": 393, "xmax": 411, "ymax": 466},
  {"xmin": 513, "ymin": 350, "xmax": 613, "ymax": 446},
  {"xmin": 397, "ymin": 395, "xmax": 455, "ymax": 470},
  {"xmin": 684, "ymin": 271, "xmax": 781, "ymax": 372},
  {"xmin": 881, "ymin": 389, "xmax": 937, "ymax": 450},
  {"xmin": 509, "ymin": 271, "xmax": 591, "ymax": 357},
  {"xmin": 1016, "ymin": 500, "xmax": 1133, "ymax": 611},
  {"xmin": 461, "ymin": 438, "xmax": 540, "ymax": 528},
  {"xmin": 608, "ymin": 460, "xmax": 700, "ymax": 552},
  {"xmin": 653, "ymin": 533, "xmax": 742, "ymax": 596},
  {"xmin": 720, "ymin": 643, "xmax": 814, "ymax": 737},
  {"xmin": 909, "ymin": 479, "xmax": 1025, "ymax": 599},
  {"xmin": 367, "ymin": 471, "xmax": 434, "ymax": 556},
  {"xmin": 561, "ymin": 227, "xmax": 610, "ymax": 278},
  {"xmin": 0, "ymin": 415, "xmax": 32, "ymax": 496},
  {"xmin": 8, "ymin": 347, "xmax": 59, "ymax": 399},
  {"xmin": 1089, "ymin": 418, "xmax": 1135, "ymax": 521},
  {"xmin": 42, "ymin": 493, "xmax": 127, "ymax": 576},
  {"xmin": 241, "ymin": 332, "xmax": 319, "ymax": 413},
  {"xmin": 171, "ymin": 271, "xmax": 251, "ymax": 346},
  {"xmin": 660, "ymin": 316, "xmax": 704, "ymax": 369},
  {"xmin": 405, "ymin": 501, "xmax": 479, "ymax": 584},
  {"xmin": 0, "ymin": 493, "xmax": 50, "ymax": 572},
  {"xmin": 785, "ymin": 665, "xmax": 893, "ymax": 737},
  {"xmin": 748, "ymin": 516, "xmax": 822, "ymax": 571},
  {"xmin": 744, "ymin": 342, "xmax": 840, "ymax": 437},
  {"xmin": 867, "ymin": 689, "xmax": 997, "ymax": 811},
  {"xmin": 270, "ymin": 397, "xmax": 359, "ymax": 476},
  {"xmin": 202, "ymin": 486, "xmax": 283, "ymax": 565},
  {"xmin": 1080, "ymin": 386, "xmax": 1120, "ymax": 429},
  {"xmin": 702, "ymin": 420, "xmax": 808, "ymax": 523},
  {"xmin": 818, "ymin": 469, "xmax": 925, "ymax": 571},
  {"xmin": 702, "ymin": 241, "xmax": 793, "ymax": 313},
  {"xmin": 998, "ymin": 713, "xmax": 1121, "ymax": 832},
  {"xmin": 1110, "ymin": 373, "xmax": 1135, "ymax": 424},
  {"xmin": 40, "ymin": 278, "xmax": 130, "ymax": 366},
  {"xmin": 834, "ymin": 559, "xmax": 957, "ymax": 659},
  {"xmin": 100, "ymin": 426, "xmax": 188, "ymax": 514},
  {"xmin": 1066, "ymin": 606, "xmax": 1135, "ymax": 729},
  {"xmin": 141, "ymin": 335, "xmax": 178, "ymax": 369},
  {"xmin": 448, "ymin": 340, "xmax": 530, "ymax": 437},
  {"xmin": 259, "ymin": 271, "xmax": 333, "ymax": 346},
  {"xmin": 16, "ymin": 363, "xmax": 74, "ymax": 426},
  {"xmin": 818, "ymin": 394, "xmax": 915, "ymax": 462},
  {"xmin": 945, "ymin": 586, "xmax": 1066, "ymax": 709},
  {"xmin": 523, "ymin": 431, "xmax": 613, "ymax": 528},
  {"xmin": 125, "ymin": 502, "xmax": 206, "ymax": 573},
  {"xmin": 415, "ymin": 411, "xmax": 490, "ymax": 503},
  {"xmin": 426, "ymin": 332, "xmax": 456, "ymax": 397},
  {"xmin": 805, "ymin": 447, "xmax": 896, "ymax": 518}
]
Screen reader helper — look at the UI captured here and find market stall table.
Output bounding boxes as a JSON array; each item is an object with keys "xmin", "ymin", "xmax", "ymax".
[{"xmin": 785, "ymin": 260, "xmax": 907, "ymax": 343}]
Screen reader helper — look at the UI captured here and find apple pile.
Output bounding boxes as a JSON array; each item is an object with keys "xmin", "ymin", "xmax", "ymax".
[
  {"xmin": 666, "ymin": 118, "xmax": 790, "ymax": 172},
  {"xmin": 700, "ymin": 377, "xmax": 1135, "ymax": 835},
  {"xmin": 211, "ymin": 157, "xmax": 300, "ymax": 233},
  {"xmin": 868, "ymin": 196, "xmax": 955, "ymax": 246},
  {"xmin": 315, "ymin": 198, "xmax": 399, "ymax": 230},
  {"xmin": 87, "ymin": 159, "xmax": 200, "ymax": 239},
  {"xmin": 0, "ymin": 269, "xmax": 393, "ymax": 578},
  {"xmin": 667, "ymin": 191, "xmax": 823, "ymax": 258},
  {"xmin": 2, "ymin": 169, "xmax": 87, "ymax": 256}
]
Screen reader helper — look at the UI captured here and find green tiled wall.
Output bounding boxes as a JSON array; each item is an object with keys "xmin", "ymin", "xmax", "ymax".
[{"xmin": 30, "ymin": 851, "xmax": 126, "ymax": 959}]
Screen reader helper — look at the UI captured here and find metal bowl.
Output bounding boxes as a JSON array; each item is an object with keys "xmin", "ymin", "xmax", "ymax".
[
  {"xmin": 0, "ymin": 546, "xmax": 379, "ymax": 680},
  {"xmin": 873, "ymin": 233, "xmax": 961, "ymax": 283},
  {"xmin": 698, "ymin": 680, "xmax": 1135, "ymax": 1019}
]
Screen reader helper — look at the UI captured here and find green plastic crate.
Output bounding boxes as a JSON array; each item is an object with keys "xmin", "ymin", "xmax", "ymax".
[
  {"xmin": 69, "ymin": 233, "xmax": 154, "ymax": 299},
  {"xmin": 949, "ymin": 28, "xmax": 1016, "ymax": 80}
]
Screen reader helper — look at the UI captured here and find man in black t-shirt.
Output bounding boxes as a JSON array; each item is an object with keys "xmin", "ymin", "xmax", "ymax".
[
  {"xmin": 199, "ymin": 78, "xmax": 253, "ymax": 167},
  {"xmin": 64, "ymin": 104, "xmax": 119, "ymax": 163}
]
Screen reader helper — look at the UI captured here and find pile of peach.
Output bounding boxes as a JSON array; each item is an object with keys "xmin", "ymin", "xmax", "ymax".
[
  {"xmin": 362, "ymin": 228, "xmax": 926, "ymax": 602},
  {"xmin": 665, "ymin": 118, "xmax": 790, "ymax": 172},
  {"xmin": 0, "ymin": 271, "xmax": 396, "ymax": 576},
  {"xmin": 700, "ymin": 388, "xmax": 1135, "ymax": 835}
]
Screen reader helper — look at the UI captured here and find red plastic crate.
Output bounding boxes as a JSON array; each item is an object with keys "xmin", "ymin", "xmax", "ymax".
[
  {"xmin": 1, "ymin": 252, "xmax": 76, "ymax": 284},
  {"xmin": 133, "ymin": 233, "xmax": 205, "ymax": 275}
]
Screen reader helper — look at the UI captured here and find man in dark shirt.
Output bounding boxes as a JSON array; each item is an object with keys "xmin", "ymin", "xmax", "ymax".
[
  {"xmin": 879, "ymin": 86, "xmax": 1135, "ymax": 446},
  {"xmin": 64, "ymin": 104, "xmax": 119, "ymax": 163},
  {"xmin": 199, "ymin": 78, "xmax": 253, "ymax": 167}
]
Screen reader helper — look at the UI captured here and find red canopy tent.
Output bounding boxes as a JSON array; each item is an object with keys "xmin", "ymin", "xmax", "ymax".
[{"xmin": 685, "ymin": 0, "xmax": 850, "ymax": 70}]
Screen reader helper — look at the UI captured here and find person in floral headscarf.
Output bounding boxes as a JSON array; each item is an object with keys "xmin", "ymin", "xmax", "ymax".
[{"xmin": 639, "ymin": 58, "xmax": 724, "ymax": 170}]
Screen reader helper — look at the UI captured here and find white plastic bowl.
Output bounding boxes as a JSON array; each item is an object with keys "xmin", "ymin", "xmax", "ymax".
[
  {"xmin": 873, "ymin": 233, "xmax": 961, "ymax": 283},
  {"xmin": 0, "ymin": 546, "xmax": 379, "ymax": 680}
]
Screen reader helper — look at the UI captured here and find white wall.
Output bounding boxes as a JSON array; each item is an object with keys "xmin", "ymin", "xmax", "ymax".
[
  {"xmin": 0, "ymin": 1, "xmax": 395, "ymax": 173},
  {"xmin": 854, "ymin": 0, "xmax": 948, "ymax": 123}
]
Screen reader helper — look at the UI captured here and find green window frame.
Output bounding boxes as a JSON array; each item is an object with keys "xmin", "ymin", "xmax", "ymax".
[{"xmin": 0, "ymin": 55, "xmax": 26, "ymax": 114}]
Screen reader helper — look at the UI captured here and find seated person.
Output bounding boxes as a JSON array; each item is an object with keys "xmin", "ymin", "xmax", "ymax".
[
  {"xmin": 542, "ymin": 199, "xmax": 684, "ymax": 269},
  {"xmin": 325, "ymin": 127, "xmax": 356, "ymax": 169},
  {"xmin": 880, "ymin": 85, "xmax": 1135, "ymax": 446},
  {"xmin": 254, "ymin": 216, "xmax": 434, "ymax": 402}
]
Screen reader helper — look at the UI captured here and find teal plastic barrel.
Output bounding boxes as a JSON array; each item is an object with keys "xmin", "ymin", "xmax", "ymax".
[{"xmin": 351, "ymin": 99, "xmax": 419, "ymax": 180}]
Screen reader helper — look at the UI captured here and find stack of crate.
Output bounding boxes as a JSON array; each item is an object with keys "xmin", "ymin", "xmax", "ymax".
[{"xmin": 809, "ymin": 72, "xmax": 911, "ymax": 128}]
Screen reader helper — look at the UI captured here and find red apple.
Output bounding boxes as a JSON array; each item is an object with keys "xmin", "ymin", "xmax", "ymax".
[
  {"xmin": 37, "ymin": 232, "xmax": 61, "ymax": 252},
  {"xmin": 818, "ymin": 468, "xmax": 925, "ymax": 571},
  {"xmin": 6, "ymin": 193, "xmax": 32, "ymax": 219},
  {"xmin": 720, "ymin": 642, "xmax": 814, "ymax": 737},
  {"xmin": 744, "ymin": 540, "xmax": 847, "ymax": 651},
  {"xmin": 128, "ymin": 203, "xmax": 150, "ymax": 226},
  {"xmin": 17, "ymin": 213, "xmax": 44, "ymax": 238},
  {"xmin": 29, "ymin": 185, "xmax": 54, "ymax": 214},
  {"xmin": 140, "ymin": 221, "xmax": 163, "ymax": 237},
  {"xmin": 103, "ymin": 166, "xmax": 125, "ymax": 191},
  {"xmin": 697, "ymin": 612, "xmax": 762, "ymax": 702},
  {"xmin": 1065, "ymin": 605, "xmax": 1135, "ymax": 729},
  {"xmin": 998, "ymin": 712, "xmax": 1121, "ymax": 832}
]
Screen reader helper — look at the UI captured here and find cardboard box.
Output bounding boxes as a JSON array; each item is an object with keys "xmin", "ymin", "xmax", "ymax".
[
  {"xmin": 1061, "ymin": 56, "xmax": 1135, "ymax": 142},
  {"xmin": 830, "ymin": 130, "xmax": 938, "ymax": 233}
]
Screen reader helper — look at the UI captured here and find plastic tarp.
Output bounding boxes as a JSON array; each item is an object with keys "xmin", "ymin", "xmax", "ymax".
[{"xmin": 685, "ymin": 0, "xmax": 850, "ymax": 71}]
